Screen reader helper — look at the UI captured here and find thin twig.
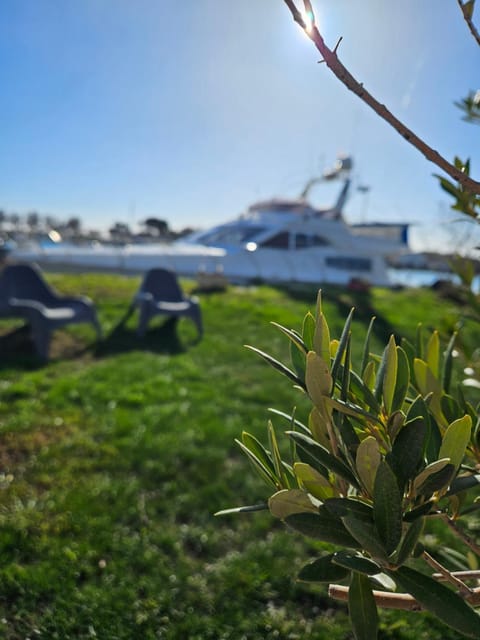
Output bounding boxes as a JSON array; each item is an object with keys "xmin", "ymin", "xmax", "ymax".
[
  {"xmin": 283, "ymin": 0, "xmax": 306, "ymax": 28},
  {"xmin": 282, "ymin": 0, "xmax": 480, "ymax": 195},
  {"xmin": 329, "ymin": 584, "xmax": 423, "ymax": 611},
  {"xmin": 329, "ymin": 583, "xmax": 480, "ymax": 609},
  {"xmin": 434, "ymin": 569, "xmax": 480, "ymax": 582},
  {"xmin": 423, "ymin": 550, "xmax": 472, "ymax": 596},
  {"xmin": 457, "ymin": 0, "xmax": 480, "ymax": 47},
  {"xmin": 443, "ymin": 514, "xmax": 480, "ymax": 556}
]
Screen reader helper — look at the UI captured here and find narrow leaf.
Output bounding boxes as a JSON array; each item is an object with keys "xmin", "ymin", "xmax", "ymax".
[
  {"xmin": 440, "ymin": 394, "xmax": 462, "ymax": 425},
  {"xmin": 271, "ymin": 321, "xmax": 308, "ymax": 353},
  {"xmin": 324, "ymin": 498, "xmax": 374, "ymax": 522},
  {"xmin": 403, "ymin": 501, "xmax": 435, "ymax": 522},
  {"xmin": 383, "ymin": 335, "xmax": 398, "ymax": 414},
  {"xmin": 438, "ymin": 415, "xmax": 472, "ymax": 470},
  {"xmin": 373, "ymin": 462, "xmax": 403, "ymax": 554},
  {"xmin": 356, "ymin": 436, "xmax": 381, "ymax": 496},
  {"xmin": 447, "ymin": 473, "xmax": 480, "ymax": 496},
  {"xmin": 387, "ymin": 417, "xmax": 427, "ymax": 489},
  {"xmin": 373, "ymin": 344, "xmax": 388, "ymax": 403},
  {"xmin": 342, "ymin": 516, "xmax": 388, "ymax": 562},
  {"xmin": 325, "ymin": 397, "xmax": 383, "ymax": 425},
  {"xmin": 268, "ymin": 489, "xmax": 318, "ymax": 519},
  {"xmin": 294, "ymin": 462, "xmax": 335, "ymax": 500},
  {"xmin": 290, "ymin": 340, "xmax": 306, "ymax": 381},
  {"xmin": 235, "ymin": 439, "xmax": 278, "ymax": 488},
  {"xmin": 305, "ymin": 351, "xmax": 332, "ymax": 405},
  {"xmin": 441, "ymin": 332, "xmax": 457, "ymax": 394},
  {"xmin": 308, "ymin": 407, "xmax": 333, "ymax": 451},
  {"xmin": 333, "ymin": 550, "xmax": 381, "ymax": 576},
  {"xmin": 391, "ymin": 346, "xmax": 410, "ymax": 412},
  {"xmin": 331, "ymin": 308, "xmax": 354, "ymax": 385},
  {"xmin": 214, "ymin": 503, "xmax": 268, "ymax": 516},
  {"xmin": 298, "ymin": 554, "xmax": 350, "ymax": 583},
  {"xmin": 395, "ymin": 517, "xmax": 425, "ymax": 566},
  {"xmin": 302, "ymin": 312, "xmax": 315, "ymax": 351},
  {"xmin": 313, "ymin": 312, "xmax": 331, "ymax": 364},
  {"xmin": 245, "ymin": 345, "xmax": 305, "ymax": 389},
  {"xmin": 268, "ymin": 421, "xmax": 289, "ymax": 488},
  {"xmin": 360, "ymin": 316, "xmax": 376, "ymax": 376},
  {"xmin": 390, "ymin": 566, "xmax": 480, "ymax": 639},
  {"xmin": 340, "ymin": 333, "xmax": 351, "ymax": 402},
  {"xmin": 348, "ymin": 368, "xmax": 381, "ymax": 412},
  {"xmin": 426, "ymin": 330, "xmax": 440, "ymax": 378},
  {"xmin": 349, "ymin": 572, "xmax": 379, "ymax": 640},
  {"xmin": 415, "ymin": 463, "xmax": 455, "ymax": 496},
  {"xmin": 287, "ymin": 431, "xmax": 359, "ymax": 487},
  {"xmin": 412, "ymin": 458, "xmax": 452, "ymax": 493},
  {"xmin": 241, "ymin": 431, "xmax": 276, "ymax": 479},
  {"xmin": 268, "ymin": 408, "xmax": 310, "ymax": 435},
  {"xmin": 362, "ymin": 360, "xmax": 376, "ymax": 392},
  {"xmin": 285, "ymin": 510, "xmax": 359, "ymax": 547}
]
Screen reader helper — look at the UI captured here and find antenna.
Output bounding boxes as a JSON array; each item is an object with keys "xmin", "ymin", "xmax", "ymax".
[{"xmin": 300, "ymin": 155, "xmax": 353, "ymax": 199}]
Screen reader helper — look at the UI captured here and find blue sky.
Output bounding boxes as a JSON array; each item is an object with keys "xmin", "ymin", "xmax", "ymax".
[{"xmin": 0, "ymin": 0, "xmax": 478, "ymax": 253}]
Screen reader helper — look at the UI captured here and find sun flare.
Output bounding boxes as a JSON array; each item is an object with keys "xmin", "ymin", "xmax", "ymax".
[{"xmin": 301, "ymin": 10, "xmax": 314, "ymax": 35}]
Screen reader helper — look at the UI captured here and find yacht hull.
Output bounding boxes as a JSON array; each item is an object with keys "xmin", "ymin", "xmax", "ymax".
[{"xmin": 11, "ymin": 242, "xmax": 391, "ymax": 287}]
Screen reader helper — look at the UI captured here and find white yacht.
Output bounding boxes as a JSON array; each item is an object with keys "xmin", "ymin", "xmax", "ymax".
[{"xmin": 11, "ymin": 157, "xmax": 409, "ymax": 287}]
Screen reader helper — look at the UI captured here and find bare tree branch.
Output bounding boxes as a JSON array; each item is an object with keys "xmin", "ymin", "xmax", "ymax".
[
  {"xmin": 329, "ymin": 583, "xmax": 480, "ymax": 609},
  {"xmin": 443, "ymin": 514, "xmax": 480, "ymax": 556},
  {"xmin": 282, "ymin": 0, "xmax": 480, "ymax": 196},
  {"xmin": 329, "ymin": 584, "xmax": 423, "ymax": 611},
  {"xmin": 457, "ymin": 0, "xmax": 480, "ymax": 47},
  {"xmin": 423, "ymin": 550, "xmax": 473, "ymax": 597},
  {"xmin": 283, "ymin": 0, "xmax": 306, "ymax": 28}
]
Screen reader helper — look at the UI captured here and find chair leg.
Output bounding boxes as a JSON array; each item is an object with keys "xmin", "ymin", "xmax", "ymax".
[
  {"xmin": 91, "ymin": 311, "xmax": 103, "ymax": 340},
  {"xmin": 191, "ymin": 306, "xmax": 203, "ymax": 337},
  {"xmin": 30, "ymin": 324, "xmax": 51, "ymax": 361},
  {"xmin": 137, "ymin": 306, "xmax": 150, "ymax": 337}
]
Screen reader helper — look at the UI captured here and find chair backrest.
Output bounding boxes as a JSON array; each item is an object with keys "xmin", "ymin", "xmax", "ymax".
[
  {"xmin": 140, "ymin": 268, "xmax": 185, "ymax": 302},
  {"xmin": 1, "ymin": 264, "xmax": 57, "ymax": 303}
]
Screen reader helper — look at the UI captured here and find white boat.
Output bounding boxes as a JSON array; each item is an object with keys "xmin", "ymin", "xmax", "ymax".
[{"xmin": 11, "ymin": 157, "xmax": 408, "ymax": 287}]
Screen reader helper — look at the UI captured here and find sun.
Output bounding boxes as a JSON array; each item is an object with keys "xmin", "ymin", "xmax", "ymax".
[{"xmin": 301, "ymin": 10, "xmax": 314, "ymax": 35}]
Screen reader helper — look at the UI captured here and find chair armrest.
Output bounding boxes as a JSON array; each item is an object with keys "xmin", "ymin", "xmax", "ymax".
[
  {"xmin": 9, "ymin": 297, "xmax": 47, "ymax": 314},
  {"xmin": 134, "ymin": 292, "xmax": 154, "ymax": 305}
]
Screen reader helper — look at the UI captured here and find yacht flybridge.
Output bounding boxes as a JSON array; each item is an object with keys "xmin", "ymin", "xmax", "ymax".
[{"xmin": 11, "ymin": 157, "xmax": 409, "ymax": 287}]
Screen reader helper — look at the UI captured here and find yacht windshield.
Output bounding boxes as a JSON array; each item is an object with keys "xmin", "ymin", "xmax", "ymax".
[{"xmin": 195, "ymin": 225, "xmax": 267, "ymax": 247}]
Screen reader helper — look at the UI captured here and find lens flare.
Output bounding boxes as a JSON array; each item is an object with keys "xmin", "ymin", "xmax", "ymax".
[{"xmin": 302, "ymin": 10, "xmax": 314, "ymax": 34}]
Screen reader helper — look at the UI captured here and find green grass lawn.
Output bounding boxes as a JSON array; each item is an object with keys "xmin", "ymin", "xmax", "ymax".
[{"xmin": 0, "ymin": 273, "xmax": 477, "ymax": 639}]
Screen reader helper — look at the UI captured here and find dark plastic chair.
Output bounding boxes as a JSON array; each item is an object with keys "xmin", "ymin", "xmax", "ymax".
[
  {"xmin": 134, "ymin": 268, "xmax": 202, "ymax": 338},
  {"xmin": 0, "ymin": 263, "xmax": 102, "ymax": 360}
]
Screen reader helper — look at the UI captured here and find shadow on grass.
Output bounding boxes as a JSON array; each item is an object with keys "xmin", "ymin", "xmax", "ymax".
[
  {"xmin": 0, "ymin": 324, "xmax": 44, "ymax": 371},
  {"xmin": 0, "ymin": 307, "xmax": 200, "ymax": 370},
  {"xmin": 93, "ymin": 304, "xmax": 200, "ymax": 358}
]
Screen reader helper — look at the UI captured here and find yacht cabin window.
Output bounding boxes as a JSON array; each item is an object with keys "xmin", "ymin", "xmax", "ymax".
[
  {"xmin": 260, "ymin": 232, "xmax": 332, "ymax": 250},
  {"xmin": 295, "ymin": 233, "xmax": 330, "ymax": 248},
  {"xmin": 260, "ymin": 231, "xmax": 290, "ymax": 249},
  {"xmin": 196, "ymin": 225, "xmax": 267, "ymax": 246},
  {"xmin": 326, "ymin": 256, "xmax": 372, "ymax": 271}
]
